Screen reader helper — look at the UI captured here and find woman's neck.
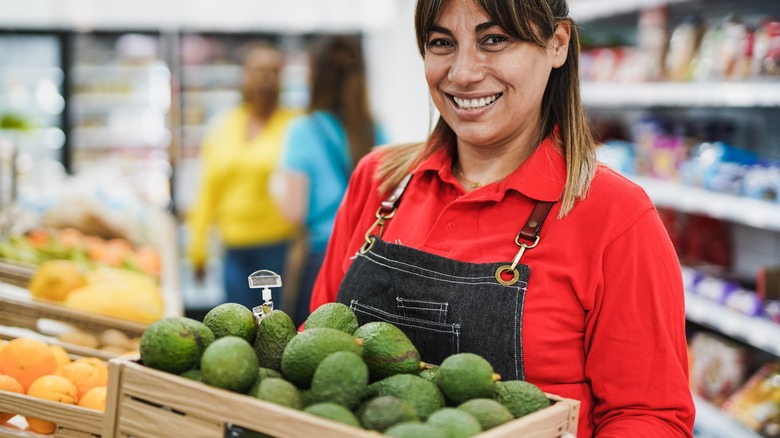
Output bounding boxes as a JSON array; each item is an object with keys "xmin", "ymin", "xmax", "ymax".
[
  {"xmin": 454, "ymin": 129, "xmax": 541, "ymax": 191},
  {"xmin": 246, "ymin": 104, "xmax": 276, "ymax": 139}
]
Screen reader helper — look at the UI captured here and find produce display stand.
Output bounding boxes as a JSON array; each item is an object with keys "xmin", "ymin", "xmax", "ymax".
[
  {"xmin": 104, "ymin": 358, "xmax": 580, "ymax": 438},
  {"xmin": 0, "ymin": 283, "xmax": 146, "ymax": 361}
]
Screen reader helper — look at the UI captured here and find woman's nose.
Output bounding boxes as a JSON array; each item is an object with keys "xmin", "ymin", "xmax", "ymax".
[{"xmin": 448, "ymin": 47, "xmax": 485, "ymax": 85}]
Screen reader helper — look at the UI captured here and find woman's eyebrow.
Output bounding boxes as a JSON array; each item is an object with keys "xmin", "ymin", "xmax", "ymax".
[
  {"xmin": 475, "ymin": 21, "xmax": 498, "ymax": 32},
  {"xmin": 429, "ymin": 25, "xmax": 452, "ymax": 36},
  {"xmin": 429, "ymin": 21, "xmax": 497, "ymax": 36}
]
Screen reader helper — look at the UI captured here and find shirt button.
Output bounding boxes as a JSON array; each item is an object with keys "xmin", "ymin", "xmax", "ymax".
[{"xmin": 447, "ymin": 221, "xmax": 455, "ymax": 230}]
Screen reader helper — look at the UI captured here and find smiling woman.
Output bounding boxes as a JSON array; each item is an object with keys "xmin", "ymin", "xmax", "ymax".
[{"xmin": 308, "ymin": 1, "xmax": 696, "ymax": 437}]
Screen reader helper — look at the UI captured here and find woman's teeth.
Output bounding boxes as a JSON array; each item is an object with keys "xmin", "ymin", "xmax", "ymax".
[{"xmin": 453, "ymin": 94, "xmax": 500, "ymax": 109}]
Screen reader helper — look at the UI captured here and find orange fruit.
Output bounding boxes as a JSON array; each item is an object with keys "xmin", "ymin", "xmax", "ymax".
[
  {"xmin": 74, "ymin": 357, "xmax": 109, "ymax": 377},
  {"xmin": 0, "ymin": 374, "xmax": 24, "ymax": 423},
  {"xmin": 77, "ymin": 386, "xmax": 107, "ymax": 411},
  {"xmin": 49, "ymin": 345, "xmax": 71, "ymax": 366},
  {"xmin": 25, "ymin": 375, "xmax": 78, "ymax": 434},
  {"xmin": 0, "ymin": 338, "xmax": 58, "ymax": 390},
  {"xmin": 0, "ymin": 339, "xmax": 7, "ymax": 355},
  {"xmin": 53, "ymin": 360, "xmax": 108, "ymax": 399},
  {"xmin": 28, "ymin": 259, "xmax": 87, "ymax": 302}
]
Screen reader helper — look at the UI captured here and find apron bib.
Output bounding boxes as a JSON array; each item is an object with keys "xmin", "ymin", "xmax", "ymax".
[{"xmin": 335, "ymin": 174, "xmax": 553, "ymax": 381}]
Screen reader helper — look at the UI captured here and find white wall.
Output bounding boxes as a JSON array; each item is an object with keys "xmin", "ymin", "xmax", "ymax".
[{"xmin": 363, "ymin": 0, "xmax": 433, "ymax": 144}]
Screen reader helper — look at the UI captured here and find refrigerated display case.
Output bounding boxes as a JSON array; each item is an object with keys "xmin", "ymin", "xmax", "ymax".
[
  {"xmin": 67, "ymin": 31, "xmax": 173, "ymax": 209},
  {"xmin": 0, "ymin": 32, "xmax": 67, "ymax": 237}
]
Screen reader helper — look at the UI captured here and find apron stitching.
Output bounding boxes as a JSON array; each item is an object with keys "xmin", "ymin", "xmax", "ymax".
[
  {"xmin": 516, "ymin": 289, "xmax": 524, "ymax": 380},
  {"xmin": 353, "ymin": 306, "xmax": 461, "ymax": 334},
  {"xmin": 363, "ymin": 250, "xmax": 500, "ymax": 282},
  {"xmin": 361, "ymin": 253, "xmax": 524, "ymax": 289}
]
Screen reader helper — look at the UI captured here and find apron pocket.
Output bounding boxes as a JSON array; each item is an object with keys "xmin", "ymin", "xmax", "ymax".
[
  {"xmin": 350, "ymin": 300, "xmax": 460, "ymax": 366},
  {"xmin": 395, "ymin": 297, "xmax": 448, "ymax": 323}
]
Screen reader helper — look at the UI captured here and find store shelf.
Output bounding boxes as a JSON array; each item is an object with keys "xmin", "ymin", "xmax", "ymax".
[
  {"xmin": 570, "ymin": 0, "xmax": 688, "ymax": 21},
  {"xmin": 71, "ymin": 62, "xmax": 168, "ymax": 77},
  {"xmin": 181, "ymin": 64, "xmax": 242, "ymax": 84},
  {"xmin": 632, "ymin": 176, "xmax": 780, "ymax": 232},
  {"xmin": 181, "ymin": 90, "xmax": 241, "ymax": 104},
  {"xmin": 693, "ymin": 394, "xmax": 760, "ymax": 438},
  {"xmin": 581, "ymin": 81, "xmax": 780, "ymax": 108},
  {"xmin": 685, "ymin": 292, "xmax": 780, "ymax": 357}
]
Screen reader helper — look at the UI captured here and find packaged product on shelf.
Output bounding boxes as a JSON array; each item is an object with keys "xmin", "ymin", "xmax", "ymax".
[
  {"xmin": 689, "ymin": 331, "xmax": 751, "ymax": 407},
  {"xmin": 722, "ymin": 361, "xmax": 780, "ymax": 437},
  {"xmin": 681, "ymin": 214, "xmax": 733, "ymax": 270},
  {"xmin": 664, "ymin": 14, "xmax": 705, "ymax": 81},
  {"xmin": 742, "ymin": 161, "xmax": 780, "ymax": 203},
  {"xmin": 752, "ymin": 20, "xmax": 780, "ymax": 77}
]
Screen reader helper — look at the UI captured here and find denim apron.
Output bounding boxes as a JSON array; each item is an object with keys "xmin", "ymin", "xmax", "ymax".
[{"xmin": 336, "ymin": 174, "xmax": 553, "ymax": 381}]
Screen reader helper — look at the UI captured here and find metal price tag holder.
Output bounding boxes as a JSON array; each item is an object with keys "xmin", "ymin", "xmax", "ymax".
[{"xmin": 247, "ymin": 269, "xmax": 281, "ymax": 322}]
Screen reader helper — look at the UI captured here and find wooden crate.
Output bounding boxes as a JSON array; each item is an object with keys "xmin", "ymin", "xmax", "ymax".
[
  {"xmin": 0, "ymin": 391, "xmax": 103, "ymax": 438},
  {"xmin": 104, "ymin": 358, "xmax": 580, "ymax": 438},
  {"xmin": 0, "ymin": 283, "xmax": 147, "ymax": 361},
  {"xmin": 0, "ymin": 339, "xmax": 108, "ymax": 438}
]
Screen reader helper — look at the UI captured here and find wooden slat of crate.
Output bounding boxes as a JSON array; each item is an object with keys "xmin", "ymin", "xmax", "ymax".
[
  {"xmin": 0, "ymin": 286, "xmax": 147, "ymax": 338},
  {"xmin": 0, "ymin": 391, "xmax": 102, "ymax": 438},
  {"xmin": 105, "ymin": 359, "xmax": 580, "ymax": 438},
  {"xmin": 477, "ymin": 393, "xmax": 579, "ymax": 437},
  {"xmin": 0, "ymin": 258, "xmax": 35, "ymax": 288}
]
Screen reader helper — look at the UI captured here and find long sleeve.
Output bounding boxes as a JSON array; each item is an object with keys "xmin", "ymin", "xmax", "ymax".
[
  {"xmin": 185, "ymin": 124, "xmax": 222, "ymax": 270},
  {"xmin": 587, "ymin": 208, "xmax": 694, "ymax": 437}
]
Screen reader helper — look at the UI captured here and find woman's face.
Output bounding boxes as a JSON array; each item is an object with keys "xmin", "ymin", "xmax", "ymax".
[
  {"xmin": 242, "ymin": 46, "xmax": 282, "ymax": 109},
  {"xmin": 423, "ymin": 0, "xmax": 569, "ymax": 150}
]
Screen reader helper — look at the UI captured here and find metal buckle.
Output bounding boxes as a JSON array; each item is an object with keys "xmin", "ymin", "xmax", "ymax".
[{"xmin": 363, "ymin": 207, "xmax": 395, "ymax": 244}]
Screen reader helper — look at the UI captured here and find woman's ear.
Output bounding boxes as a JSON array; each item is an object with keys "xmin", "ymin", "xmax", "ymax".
[{"xmin": 551, "ymin": 20, "xmax": 571, "ymax": 68}]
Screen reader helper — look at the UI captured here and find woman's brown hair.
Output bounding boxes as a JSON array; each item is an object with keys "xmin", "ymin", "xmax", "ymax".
[
  {"xmin": 307, "ymin": 34, "xmax": 376, "ymax": 167},
  {"xmin": 377, "ymin": 0, "xmax": 597, "ymax": 217}
]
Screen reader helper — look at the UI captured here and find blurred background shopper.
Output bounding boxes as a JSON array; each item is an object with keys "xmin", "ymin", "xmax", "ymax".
[
  {"xmin": 272, "ymin": 34, "xmax": 387, "ymax": 326},
  {"xmin": 186, "ymin": 41, "xmax": 300, "ymax": 310}
]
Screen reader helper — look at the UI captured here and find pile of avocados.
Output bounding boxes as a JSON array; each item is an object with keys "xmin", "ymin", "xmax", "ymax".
[{"xmin": 138, "ymin": 302, "xmax": 552, "ymax": 438}]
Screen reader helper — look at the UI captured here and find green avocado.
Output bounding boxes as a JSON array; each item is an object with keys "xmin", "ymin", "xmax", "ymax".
[
  {"xmin": 280, "ymin": 327, "xmax": 363, "ymax": 387},
  {"xmin": 359, "ymin": 396, "xmax": 419, "ymax": 432},
  {"xmin": 308, "ymin": 351, "xmax": 369, "ymax": 410},
  {"xmin": 353, "ymin": 321, "xmax": 422, "ymax": 381},
  {"xmin": 249, "ymin": 377, "xmax": 303, "ymax": 410},
  {"xmin": 200, "ymin": 336, "xmax": 258, "ymax": 393},
  {"xmin": 495, "ymin": 380, "xmax": 551, "ymax": 418},
  {"xmin": 457, "ymin": 398, "xmax": 513, "ymax": 430},
  {"xmin": 304, "ymin": 302, "xmax": 359, "ymax": 334},
  {"xmin": 437, "ymin": 353, "xmax": 498, "ymax": 405},
  {"xmin": 304, "ymin": 402, "xmax": 362, "ymax": 428},
  {"xmin": 366, "ymin": 373, "xmax": 445, "ymax": 421},
  {"xmin": 253, "ymin": 309, "xmax": 297, "ymax": 372},
  {"xmin": 139, "ymin": 316, "xmax": 214, "ymax": 374}
]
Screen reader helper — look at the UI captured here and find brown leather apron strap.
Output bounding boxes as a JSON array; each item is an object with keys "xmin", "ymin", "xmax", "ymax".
[
  {"xmin": 518, "ymin": 201, "xmax": 554, "ymax": 242},
  {"xmin": 380, "ymin": 173, "xmax": 413, "ymax": 213}
]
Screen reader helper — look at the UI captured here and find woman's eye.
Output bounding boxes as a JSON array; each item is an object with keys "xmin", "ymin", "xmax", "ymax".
[
  {"xmin": 426, "ymin": 38, "xmax": 455, "ymax": 54},
  {"xmin": 481, "ymin": 35, "xmax": 509, "ymax": 51}
]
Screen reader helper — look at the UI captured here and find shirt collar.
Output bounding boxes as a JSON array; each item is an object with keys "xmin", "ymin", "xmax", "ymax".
[{"xmin": 412, "ymin": 135, "xmax": 565, "ymax": 202}]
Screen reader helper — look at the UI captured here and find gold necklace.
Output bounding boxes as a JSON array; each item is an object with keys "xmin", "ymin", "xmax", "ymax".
[{"xmin": 457, "ymin": 167, "xmax": 483, "ymax": 189}]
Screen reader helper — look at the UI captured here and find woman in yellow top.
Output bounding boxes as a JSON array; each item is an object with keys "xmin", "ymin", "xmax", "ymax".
[{"xmin": 186, "ymin": 42, "xmax": 300, "ymax": 310}]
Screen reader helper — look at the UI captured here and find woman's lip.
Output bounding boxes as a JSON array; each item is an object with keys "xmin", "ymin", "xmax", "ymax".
[
  {"xmin": 448, "ymin": 93, "xmax": 502, "ymax": 110},
  {"xmin": 447, "ymin": 93, "xmax": 502, "ymax": 117}
]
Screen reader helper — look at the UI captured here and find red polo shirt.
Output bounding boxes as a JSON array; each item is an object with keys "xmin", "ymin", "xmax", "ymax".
[{"xmin": 311, "ymin": 137, "xmax": 694, "ymax": 437}]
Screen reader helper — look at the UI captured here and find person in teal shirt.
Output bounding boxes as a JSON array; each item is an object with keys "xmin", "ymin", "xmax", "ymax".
[{"xmin": 272, "ymin": 35, "xmax": 387, "ymax": 325}]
